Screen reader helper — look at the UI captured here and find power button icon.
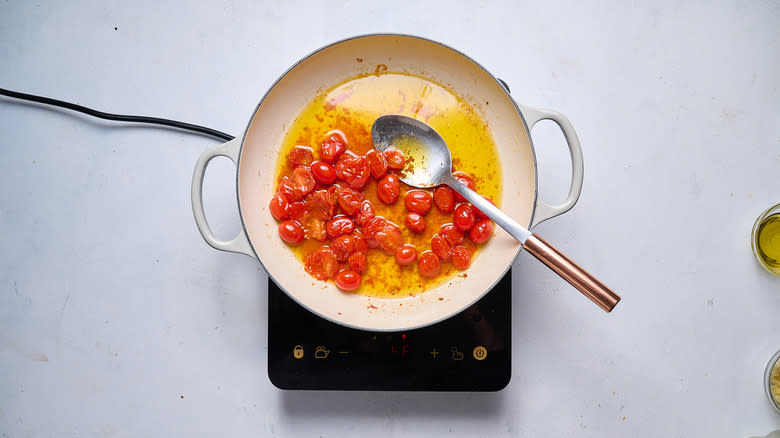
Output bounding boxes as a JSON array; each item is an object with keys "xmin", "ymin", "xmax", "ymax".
[{"xmin": 473, "ymin": 346, "xmax": 487, "ymax": 361}]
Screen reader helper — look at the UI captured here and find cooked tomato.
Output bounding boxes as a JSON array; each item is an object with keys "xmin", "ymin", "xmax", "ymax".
[
  {"xmin": 336, "ymin": 187, "xmax": 364, "ymax": 216},
  {"xmin": 291, "ymin": 167, "xmax": 316, "ymax": 198},
  {"xmin": 473, "ymin": 197, "xmax": 496, "ymax": 220},
  {"xmin": 302, "ymin": 218, "xmax": 327, "ymax": 241},
  {"xmin": 365, "ymin": 150, "xmax": 388, "ymax": 179},
  {"xmin": 451, "ymin": 245, "xmax": 472, "ymax": 270},
  {"xmin": 469, "ymin": 218, "xmax": 493, "ymax": 243},
  {"xmin": 404, "ymin": 190, "xmax": 433, "ymax": 215},
  {"xmin": 310, "ymin": 160, "xmax": 337, "ymax": 184},
  {"xmin": 433, "ymin": 186, "xmax": 455, "ymax": 213},
  {"xmin": 320, "ymin": 132, "xmax": 347, "ymax": 163},
  {"xmin": 278, "ymin": 220, "xmax": 304, "ymax": 244},
  {"xmin": 453, "ymin": 203, "xmax": 476, "ymax": 231},
  {"xmin": 452, "ymin": 171, "xmax": 476, "ymax": 202},
  {"xmin": 305, "ymin": 247, "xmax": 338, "ymax": 280},
  {"xmin": 440, "ymin": 223, "xmax": 464, "ymax": 246},
  {"xmin": 418, "ymin": 251, "xmax": 441, "ymax": 277},
  {"xmin": 334, "ymin": 270, "xmax": 362, "ymax": 291},
  {"xmin": 353, "ymin": 199, "xmax": 375, "ymax": 226},
  {"xmin": 430, "ymin": 233, "xmax": 453, "ymax": 261},
  {"xmin": 363, "ymin": 217, "xmax": 402, "ymax": 254},
  {"xmin": 277, "ymin": 175, "xmax": 302, "ymax": 202},
  {"xmin": 384, "ymin": 148, "xmax": 405, "ymax": 170},
  {"xmin": 305, "ymin": 189, "xmax": 336, "ymax": 221},
  {"xmin": 287, "ymin": 145, "xmax": 314, "ymax": 168},
  {"xmin": 351, "ymin": 232, "xmax": 368, "ymax": 253},
  {"xmin": 330, "ymin": 234, "xmax": 355, "ymax": 261},
  {"xmin": 394, "ymin": 244, "xmax": 418, "ymax": 265},
  {"xmin": 326, "ymin": 215, "xmax": 355, "ymax": 239},
  {"xmin": 287, "ymin": 201, "xmax": 306, "ymax": 222},
  {"xmin": 376, "ymin": 173, "xmax": 401, "ymax": 204},
  {"xmin": 347, "ymin": 252, "xmax": 367, "ymax": 273},
  {"xmin": 335, "ymin": 153, "xmax": 370, "ymax": 190},
  {"xmin": 269, "ymin": 192, "xmax": 290, "ymax": 221},
  {"xmin": 405, "ymin": 213, "xmax": 426, "ymax": 233}
]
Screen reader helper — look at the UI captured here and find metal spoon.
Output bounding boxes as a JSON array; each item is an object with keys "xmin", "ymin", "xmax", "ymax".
[{"xmin": 371, "ymin": 114, "xmax": 620, "ymax": 312}]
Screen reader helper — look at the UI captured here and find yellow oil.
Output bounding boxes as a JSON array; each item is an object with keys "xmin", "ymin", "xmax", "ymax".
[
  {"xmin": 755, "ymin": 213, "xmax": 780, "ymax": 269},
  {"xmin": 275, "ymin": 72, "xmax": 502, "ymax": 298}
]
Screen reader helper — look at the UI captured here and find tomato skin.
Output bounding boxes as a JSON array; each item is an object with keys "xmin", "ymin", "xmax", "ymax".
[
  {"xmin": 269, "ymin": 192, "xmax": 290, "ymax": 221},
  {"xmin": 291, "ymin": 167, "xmax": 316, "ymax": 198},
  {"xmin": 405, "ymin": 213, "xmax": 426, "ymax": 233},
  {"xmin": 363, "ymin": 216, "xmax": 402, "ymax": 254},
  {"xmin": 451, "ymin": 245, "xmax": 472, "ymax": 270},
  {"xmin": 440, "ymin": 223, "xmax": 464, "ymax": 246},
  {"xmin": 305, "ymin": 247, "xmax": 339, "ymax": 280},
  {"xmin": 404, "ymin": 190, "xmax": 433, "ymax": 215},
  {"xmin": 418, "ymin": 251, "xmax": 441, "ymax": 278},
  {"xmin": 433, "ymin": 187, "xmax": 455, "ymax": 213},
  {"xmin": 277, "ymin": 175, "xmax": 302, "ymax": 202},
  {"xmin": 336, "ymin": 187, "xmax": 364, "ymax": 216},
  {"xmin": 335, "ymin": 153, "xmax": 370, "ymax": 190},
  {"xmin": 347, "ymin": 252, "xmax": 367, "ymax": 273},
  {"xmin": 334, "ymin": 270, "xmax": 362, "ymax": 291},
  {"xmin": 302, "ymin": 218, "xmax": 327, "ymax": 241},
  {"xmin": 305, "ymin": 189, "xmax": 337, "ymax": 222},
  {"xmin": 384, "ymin": 148, "xmax": 405, "ymax": 170},
  {"xmin": 326, "ymin": 216, "xmax": 355, "ymax": 239},
  {"xmin": 452, "ymin": 171, "xmax": 476, "ymax": 202},
  {"xmin": 469, "ymin": 219, "xmax": 493, "ymax": 243},
  {"xmin": 330, "ymin": 235, "xmax": 355, "ymax": 261},
  {"xmin": 353, "ymin": 200, "xmax": 375, "ymax": 226},
  {"xmin": 320, "ymin": 132, "xmax": 347, "ymax": 163},
  {"xmin": 287, "ymin": 145, "xmax": 314, "ymax": 168},
  {"xmin": 287, "ymin": 201, "xmax": 306, "ymax": 222},
  {"xmin": 453, "ymin": 203, "xmax": 476, "ymax": 231},
  {"xmin": 278, "ymin": 220, "xmax": 304, "ymax": 244},
  {"xmin": 310, "ymin": 160, "xmax": 337, "ymax": 184},
  {"xmin": 376, "ymin": 173, "xmax": 401, "ymax": 204},
  {"xmin": 431, "ymin": 233, "xmax": 453, "ymax": 261},
  {"xmin": 365, "ymin": 150, "xmax": 389, "ymax": 179},
  {"xmin": 351, "ymin": 232, "xmax": 368, "ymax": 253},
  {"xmin": 394, "ymin": 244, "xmax": 418, "ymax": 265}
]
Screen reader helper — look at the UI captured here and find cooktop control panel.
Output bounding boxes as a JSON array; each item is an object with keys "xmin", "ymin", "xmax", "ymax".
[{"xmin": 267, "ymin": 273, "xmax": 511, "ymax": 391}]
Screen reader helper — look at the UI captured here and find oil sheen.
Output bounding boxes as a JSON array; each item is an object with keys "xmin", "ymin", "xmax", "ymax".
[
  {"xmin": 755, "ymin": 213, "xmax": 780, "ymax": 269},
  {"xmin": 275, "ymin": 72, "xmax": 502, "ymax": 298}
]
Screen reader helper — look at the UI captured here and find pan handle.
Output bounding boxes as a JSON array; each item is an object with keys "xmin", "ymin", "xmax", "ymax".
[
  {"xmin": 191, "ymin": 137, "xmax": 256, "ymax": 259},
  {"xmin": 518, "ymin": 105, "xmax": 585, "ymax": 229}
]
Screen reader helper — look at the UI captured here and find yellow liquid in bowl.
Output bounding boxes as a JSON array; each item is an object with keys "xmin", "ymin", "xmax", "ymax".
[{"xmin": 755, "ymin": 213, "xmax": 780, "ymax": 271}]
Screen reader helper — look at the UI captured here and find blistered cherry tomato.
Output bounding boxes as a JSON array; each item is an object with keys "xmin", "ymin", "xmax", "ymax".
[
  {"xmin": 405, "ymin": 213, "xmax": 426, "ymax": 233},
  {"xmin": 452, "ymin": 171, "xmax": 476, "ymax": 202},
  {"xmin": 453, "ymin": 203, "xmax": 476, "ymax": 231},
  {"xmin": 337, "ymin": 187, "xmax": 363, "ymax": 216},
  {"xmin": 277, "ymin": 175, "xmax": 302, "ymax": 202},
  {"xmin": 330, "ymin": 235, "xmax": 355, "ymax": 261},
  {"xmin": 363, "ymin": 217, "xmax": 402, "ymax": 254},
  {"xmin": 305, "ymin": 189, "xmax": 336, "ymax": 221},
  {"xmin": 326, "ymin": 216, "xmax": 355, "ymax": 239},
  {"xmin": 292, "ymin": 167, "xmax": 315, "ymax": 197},
  {"xmin": 320, "ymin": 132, "xmax": 347, "ymax": 163},
  {"xmin": 354, "ymin": 200, "xmax": 375, "ymax": 226},
  {"xmin": 351, "ymin": 232, "xmax": 367, "ymax": 253},
  {"xmin": 336, "ymin": 153, "xmax": 370, "ymax": 190},
  {"xmin": 302, "ymin": 218, "xmax": 327, "ymax": 241},
  {"xmin": 384, "ymin": 148, "xmax": 405, "ymax": 170},
  {"xmin": 305, "ymin": 247, "xmax": 338, "ymax": 280},
  {"xmin": 334, "ymin": 270, "xmax": 362, "ymax": 291},
  {"xmin": 269, "ymin": 192, "xmax": 290, "ymax": 221},
  {"xmin": 287, "ymin": 145, "xmax": 314, "ymax": 168},
  {"xmin": 347, "ymin": 252, "xmax": 367, "ymax": 273},
  {"xmin": 433, "ymin": 187, "xmax": 455, "ymax": 213},
  {"xmin": 440, "ymin": 223, "xmax": 464, "ymax": 246},
  {"xmin": 451, "ymin": 246, "xmax": 472, "ymax": 270},
  {"xmin": 365, "ymin": 150, "xmax": 389, "ymax": 179},
  {"xmin": 376, "ymin": 173, "xmax": 401, "ymax": 204},
  {"xmin": 431, "ymin": 233, "xmax": 453, "ymax": 261},
  {"xmin": 287, "ymin": 201, "xmax": 306, "ymax": 222},
  {"xmin": 469, "ymin": 219, "xmax": 493, "ymax": 243},
  {"xmin": 278, "ymin": 220, "xmax": 304, "ymax": 244},
  {"xmin": 418, "ymin": 251, "xmax": 441, "ymax": 278},
  {"xmin": 310, "ymin": 160, "xmax": 337, "ymax": 184},
  {"xmin": 404, "ymin": 190, "xmax": 433, "ymax": 215},
  {"xmin": 394, "ymin": 244, "xmax": 418, "ymax": 265}
]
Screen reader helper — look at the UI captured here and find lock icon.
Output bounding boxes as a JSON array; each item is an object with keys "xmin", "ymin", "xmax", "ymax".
[{"xmin": 293, "ymin": 345, "xmax": 304, "ymax": 359}]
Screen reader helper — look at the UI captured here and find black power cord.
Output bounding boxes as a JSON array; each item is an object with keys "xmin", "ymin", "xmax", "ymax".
[{"xmin": 0, "ymin": 87, "xmax": 235, "ymax": 142}]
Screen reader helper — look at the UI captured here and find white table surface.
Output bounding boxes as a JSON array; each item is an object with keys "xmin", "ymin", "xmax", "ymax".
[{"xmin": 1, "ymin": 1, "xmax": 778, "ymax": 437}]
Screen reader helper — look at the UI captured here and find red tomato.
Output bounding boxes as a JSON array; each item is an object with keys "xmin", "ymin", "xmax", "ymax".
[
  {"xmin": 305, "ymin": 247, "xmax": 338, "ymax": 280},
  {"xmin": 336, "ymin": 187, "xmax": 364, "ymax": 216},
  {"xmin": 305, "ymin": 189, "xmax": 336, "ymax": 221},
  {"xmin": 404, "ymin": 190, "xmax": 433, "ymax": 215},
  {"xmin": 336, "ymin": 153, "xmax": 370, "ymax": 190},
  {"xmin": 326, "ymin": 216, "xmax": 355, "ymax": 239},
  {"xmin": 440, "ymin": 223, "xmax": 464, "ymax": 246},
  {"xmin": 278, "ymin": 220, "xmax": 304, "ymax": 244},
  {"xmin": 277, "ymin": 175, "xmax": 302, "ymax": 202},
  {"xmin": 302, "ymin": 218, "xmax": 327, "ymax": 241},
  {"xmin": 287, "ymin": 145, "xmax": 314, "ymax": 168},
  {"xmin": 431, "ymin": 233, "xmax": 453, "ymax": 261},
  {"xmin": 287, "ymin": 201, "xmax": 306, "ymax": 222},
  {"xmin": 347, "ymin": 252, "xmax": 367, "ymax": 274},
  {"xmin": 291, "ymin": 167, "xmax": 315, "ymax": 198},
  {"xmin": 451, "ymin": 246, "xmax": 472, "ymax": 270},
  {"xmin": 418, "ymin": 251, "xmax": 441, "ymax": 278},
  {"xmin": 469, "ymin": 219, "xmax": 493, "ymax": 243},
  {"xmin": 363, "ymin": 217, "xmax": 402, "ymax": 254},
  {"xmin": 351, "ymin": 232, "xmax": 368, "ymax": 253},
  {"xmin": 310, "ymin": 160, "xmax": 337, "ymax": 184},
  {"xmin": 354, "ymin": 200, "xmax": 375, "ymax": 226},
  {"xmin": 320, "ymin": 132, "xmax": 347, "ymax": 163},
  {"xmin": 473, "ymin": 197, "xmax": 496, "ymax": 220},
  {"xmin": 330, "ymin": 235, "xmax": 355, "ymax": 261},
  {"xmin": 365, "ymin": 150, "xmax": 388, "ymax": 179},
  {"xmin": 334, "ymin": 270, "xmax": 362, "ymax": 291},
  {"xmin": 452, "ymin": 171, "xmax": 476, "ymax": 202},
  {"xmin": 269, "ymin": 192, "xmax": 290, "ymax": 221},
  {"xmin": 433, "ymin": 187, "xmax": 455, "ymax": 213},
  {"xmin": 384, "ymin": 148, "xmax": 405, "ymax": 170},
  {"xmin": 405, "ymin": 213, "xmax": 426, "ymax": 233},
  {"xmin": 453, "ymin": 203, "xmax": 476, "ymax": 231},
  {"xmin": 376, "ymin": 173, "xmax": 401, "ymax": 204},
  {"xmin": 394, "ymin": 244, "xmax": 418, "ymax": 265}
]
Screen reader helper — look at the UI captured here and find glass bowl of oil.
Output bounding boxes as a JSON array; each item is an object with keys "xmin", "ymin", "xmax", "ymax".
[
  {"xmin": 752, "ymin": 203, "xmax": 780, "ymax": 276},
  {"xmin": 765, "ymin": 349, "xmax": 780, "ymax": 413}
]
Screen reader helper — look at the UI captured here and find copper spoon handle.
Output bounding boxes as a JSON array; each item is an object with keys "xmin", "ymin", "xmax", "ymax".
[{"xmin": 524, "ymin": 234, "xmax": 620, "ymax": 312}]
